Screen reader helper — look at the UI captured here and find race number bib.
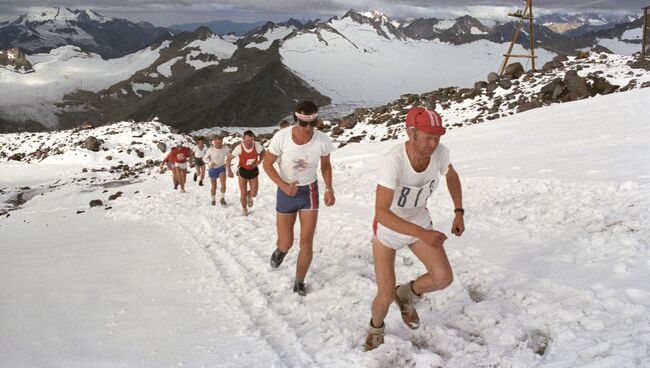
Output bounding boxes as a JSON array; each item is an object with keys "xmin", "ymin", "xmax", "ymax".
[
  {"xmin": 394, "ymin": 179, "xmax": 436, "ymax": 209},
  {"xmin": 245, "ymin": 158, "xmax": 256, "ymax": 166}
]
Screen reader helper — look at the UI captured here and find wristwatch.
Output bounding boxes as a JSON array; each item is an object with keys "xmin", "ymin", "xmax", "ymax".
[
  {"xmin": 454, "ymin": 208, "xmax": 465, "ymax": 215},
  {"xmin": 325, "ymin": 188, "xmax": 335, "ymax": 194}
]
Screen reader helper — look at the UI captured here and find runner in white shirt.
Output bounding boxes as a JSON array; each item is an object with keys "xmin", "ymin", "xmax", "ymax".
[
  {"xmin": 204, "ymin": 136, "xmax": 230, "ymax": 206},
  {"xmin": 192, "ymin": 137, "xmax": 208, "ymax": 187},
  {"xmin": 263, "ymin": 100, "xmax": 336, "ymax": 296},
  {"xmin": 226, "ymin": 130, "xmax": 265, "ymax": 216},
  {"xmin": 364, "ymin": 106, "xmax": 465, "ymax": 351}
]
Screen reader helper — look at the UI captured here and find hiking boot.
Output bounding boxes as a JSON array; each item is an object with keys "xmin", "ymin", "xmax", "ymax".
[
  {"xmin": 394, "ymin": 281, "xmax": 422, "ymax": 330},
  {"xmin": 293, "ymin": 281, "xmax": 307, "ymax": 296},
  {"xmin": 193, "ymin": 173, "xmax": 197, "ymax": 182},
  {"xmin": 211, "ymin": 199, "xmax": 216, "ymax": 206},
  {"xmin": 198, "ymin": 180, "xmax": 203, "ymax": 186},
  {"xmin": 247, "ymin": 193, "xmax": 254, "ymax": 208},
  {"xmin": 270, "ymin": 248, "xmax": 286, "ymax": 269},
  {"xmin": 220, "ymin": 198, "xmax": 227, "ymax": 206},
  {"xmin": 174, "ymin": 183, "xmax": 179, "ymax": 190},
  {"xmin": 364, "ymin": 320, "xmax": 385, "ymax": 351}
]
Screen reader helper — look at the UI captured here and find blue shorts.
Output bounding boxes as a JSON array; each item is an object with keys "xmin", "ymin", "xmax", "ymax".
[
  {"xmin": 208, "ymin": 166, "xmax": 226, "ymax": 179},
  {"xmin": 276, "ymin": 182, "xmax": 319, "ymax": 214}
]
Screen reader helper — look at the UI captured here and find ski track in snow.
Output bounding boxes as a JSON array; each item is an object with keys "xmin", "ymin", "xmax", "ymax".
[{"xmin": 107, "ymin": 158, "xmax": 650, "ymax": 367}]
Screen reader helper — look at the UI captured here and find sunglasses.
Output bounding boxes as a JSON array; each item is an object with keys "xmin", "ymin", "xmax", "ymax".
[{"xmin": 297, "ymin": 119, "xmax": 318, "ymax": 127}]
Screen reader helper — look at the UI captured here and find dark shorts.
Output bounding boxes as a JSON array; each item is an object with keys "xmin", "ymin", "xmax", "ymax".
[
  {"xmin": 276, "ymin": 182, "xmax": 319, "ymax": 214},
  {"xmin": 208, "ymin": 166, "xmax": 226, "ymax": 179},
  {"xmin": 194, "ymin": 157, "xmax": 205, "ymax": 166},
  {"xmin": 238, "ymin": 167, "xmax": 259, "ymax": 180}
]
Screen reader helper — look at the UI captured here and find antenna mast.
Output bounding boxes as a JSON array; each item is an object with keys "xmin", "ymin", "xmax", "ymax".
[{"xmin": 499, "ymin": 0, "xmax": 537, "ymax": 76}]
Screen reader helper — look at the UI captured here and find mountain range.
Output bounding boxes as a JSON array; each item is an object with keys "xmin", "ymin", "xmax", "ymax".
[
  {"xmin": 0, "ymin": 7, "xmax": 168, "ymax": 58},
  {"xmin": 0, "ymin": 7, "xmax": 646, "ymax": 133}
]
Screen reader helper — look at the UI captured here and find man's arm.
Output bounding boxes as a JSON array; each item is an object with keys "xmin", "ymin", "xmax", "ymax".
[
  {"xmin": 445, "ymin": 164, "xmax": 465, "ymax": 236},
  {"xmin": 159, "ymin": 151, "xmax": 171, "ymax": 169},
  {"xmin": 225, "ymin": 154, "xmax": 235, "ymax": 177},
  {"xmin": 257, "ymin": 147, "xmax": 265, "ymax": 164},
  {"xmin": 263, "ymin": 151, "xmax": 296, "ymax": 195},
  {"xmin": 320, "ymin": 154, "xmax": 335, "ymax": 206}
]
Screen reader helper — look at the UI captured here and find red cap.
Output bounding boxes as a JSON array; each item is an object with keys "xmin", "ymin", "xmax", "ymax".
[{"xmin": 405, "ymin": 107, "xmax": 445, "ymax": 135}]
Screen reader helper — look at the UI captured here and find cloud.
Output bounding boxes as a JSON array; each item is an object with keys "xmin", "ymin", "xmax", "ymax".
[{"xmin": 0, "ymin": 0, "xmax": 646, "ymax": 26}]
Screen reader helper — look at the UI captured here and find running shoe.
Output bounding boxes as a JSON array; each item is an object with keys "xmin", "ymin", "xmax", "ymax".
[
  {"xmin": 270, "ymin": 248, "xmax": 286, "ymax": 269},
  {"xmin": 247, "ymin": 193, "xmax": 254, "ymax": 208},
  {"xmin": 293, "ymin": 281, "xmax": 307, "ymax": 296},
  {"xmin": 364, "ymin": 321, "xmax": 385, "ymax": 351},
  {"xmin": 394, "ymin": 284, "xmax": 421, "ymax": 330},
  {"xmin": 193, "ymin": 173, "xmax": 197, "ymax": 182},
  {"xmin": 220, "ymin": 198, "xmax": 227, "ymax": 206}
]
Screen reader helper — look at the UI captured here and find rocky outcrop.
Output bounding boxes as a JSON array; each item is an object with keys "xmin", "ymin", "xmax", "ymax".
[
  {"xmin": 0, "ymin": 47, "xmax": 33, "ymax": 72},
  {"xmin": 81, "ymin": 136, "xmax": 101, "ymax": 152},
  {"xmin": 503, "ymin": 62, "xmax": 525, "ymax": 79}
]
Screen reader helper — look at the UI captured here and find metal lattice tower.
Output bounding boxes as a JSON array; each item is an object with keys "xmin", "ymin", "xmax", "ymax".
[{"xmin": 499, "ymin": 0, "xmax": 537, "ymax": 76}]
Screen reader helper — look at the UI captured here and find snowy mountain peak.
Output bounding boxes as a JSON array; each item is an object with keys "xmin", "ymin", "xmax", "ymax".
[
  {"xmin": 340, "ymin": 10, "xmax": 403, "ymax": 40},
  {"xmin": 20, "ymin": 6, "xmax": 78, "ymax": 24},
  {"xmin": 360, "ymin": 10, "xmax": 390, "ymax": 23},
  {"xmin": 344, "ymin": 9, "xmax": 396, "ymax": 26},
  {"xmin": 538, "ymin": 12, "xmax": 639, "ymax": 35},
  {"xmin": 16, "ymin": 7, "xmax": 112, "ymax": 25}
]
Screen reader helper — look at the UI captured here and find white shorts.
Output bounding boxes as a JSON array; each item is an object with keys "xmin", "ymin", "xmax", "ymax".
[
  {"xmin": 174, "ymin": 162, "xmax": 188, "ymax": 170},
  {"xmin": 373, "ymin": 210, "xmax": 432, "ymax": 250}
]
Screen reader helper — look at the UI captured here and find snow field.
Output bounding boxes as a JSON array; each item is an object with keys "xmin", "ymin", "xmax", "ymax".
[{"xmin": 1, "ymin": 87, "xmax": 649, "ymax": 367}]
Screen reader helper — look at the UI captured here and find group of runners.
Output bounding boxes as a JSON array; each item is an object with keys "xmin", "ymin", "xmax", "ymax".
[
  {"xmin": 160, "ymin": 131, "xmax": 265, "ymax": 216},
  {"xmin": 160, "ymin": 100, "xmax": 465, "ymax": 351}
]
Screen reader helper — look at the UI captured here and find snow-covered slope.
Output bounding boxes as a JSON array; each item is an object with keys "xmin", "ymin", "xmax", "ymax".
[
  {"xmin": 0, "ymin": 43, "xmax": 169, "ymax": 128},
  {"xmin": 280, "ymin": 14, "xmax": 556, "ymax": 106},
  {"xmin": 1, "ymin": 87, "xmax": 649, "ymax": 367}
]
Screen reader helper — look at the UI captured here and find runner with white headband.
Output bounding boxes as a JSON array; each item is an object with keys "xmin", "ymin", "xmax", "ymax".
[{"xmin": 263, "ymin": 100, "xmax": 336, "ymax": 296}]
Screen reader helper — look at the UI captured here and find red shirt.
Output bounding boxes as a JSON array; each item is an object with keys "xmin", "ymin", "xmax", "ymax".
[
  {"xmin": 169, "ymin": 146, "xmax": 191, "ymax": 164},
  {"xmin": 238, "ymin": 143, "xmax": 260, "ymax": 170}
]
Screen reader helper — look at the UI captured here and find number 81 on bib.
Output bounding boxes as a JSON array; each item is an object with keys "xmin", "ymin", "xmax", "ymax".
[{"xmin": 396, "ymin": 180, "xmax": 436, "ymax": 208}]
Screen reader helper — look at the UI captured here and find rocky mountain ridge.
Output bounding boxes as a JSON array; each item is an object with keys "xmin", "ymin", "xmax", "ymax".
[{"xmin": 0, "ymin": 6, "xmax": 169, "ymax": 58}]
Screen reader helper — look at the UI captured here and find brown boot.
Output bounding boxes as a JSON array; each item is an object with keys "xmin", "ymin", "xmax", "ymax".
[
  {"xmin": 395, "ymin": 281, "xmax": 422, "ymax": 330},
  {"xmin": 364, "ymin": 320, "xmax": 385, "ymax": 351}
]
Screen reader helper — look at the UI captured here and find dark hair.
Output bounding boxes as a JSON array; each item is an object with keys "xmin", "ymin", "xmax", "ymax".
[
  {"xmin": 279, "ymin": 120, "xmax": 290, "ymax": 128},
  {"xmin": 197, "ymin": 137, "xmax": 205, "ymax": 142},
  {"xmin": 295, "ymin": 100, "xmax": 318, "ymax": 115},
  {"xmin": 243, "ymin": 130, "xmax": 255, "ymax": 138}
]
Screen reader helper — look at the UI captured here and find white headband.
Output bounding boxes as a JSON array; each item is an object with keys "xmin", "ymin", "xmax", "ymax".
[{"xmin": 295, "ymin": 112, "xmax": 318, "ymax": 122}]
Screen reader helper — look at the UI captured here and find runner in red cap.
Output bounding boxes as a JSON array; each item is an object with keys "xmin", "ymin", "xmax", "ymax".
[{"xmin": 364, "ymin": 106, "xmax": 465, "ymax": 351}]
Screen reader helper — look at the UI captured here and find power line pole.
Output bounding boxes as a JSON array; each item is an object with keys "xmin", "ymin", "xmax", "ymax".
[{"xmin": 499, "ymin": 0, "xmax": 537, "ymax": 76}]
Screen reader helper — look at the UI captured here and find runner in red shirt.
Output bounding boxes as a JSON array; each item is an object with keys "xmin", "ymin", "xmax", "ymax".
[
  {"xmin": 226, "ymin": 130, "xmax": 265, "ymax": 216},
  {"xmin": 160, "ymin": 142, "xmax": 192, "ymax": 193}
]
